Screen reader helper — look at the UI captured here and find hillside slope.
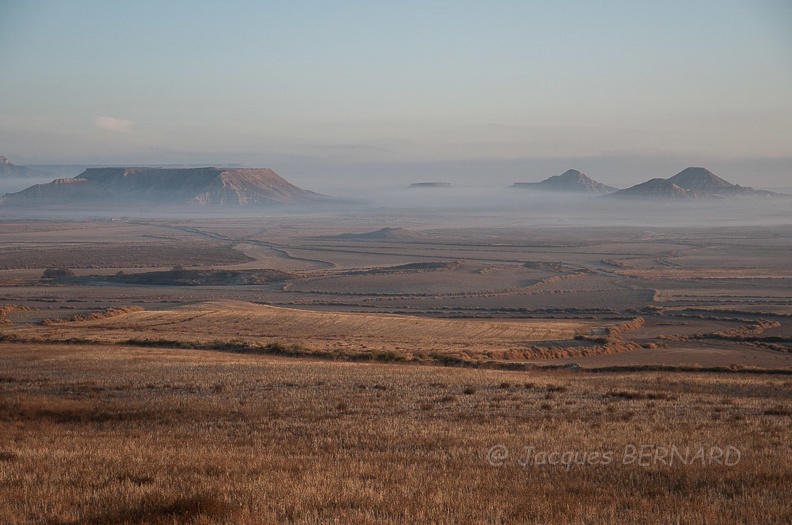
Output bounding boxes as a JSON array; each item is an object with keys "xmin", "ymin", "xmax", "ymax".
[
  {"xmin": 611, "ymin": 178, "xmax": 700, "ymax": 200},
  {"xmin": 612, "ymin": 167, "xmax": 786, "ymax": 200},
  {"xmin": 512, "ymin": 169, "xmax": 616, "ymax": 193}
]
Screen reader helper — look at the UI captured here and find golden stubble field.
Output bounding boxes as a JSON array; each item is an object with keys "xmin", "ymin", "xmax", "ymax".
[
  {"xmin": 10, "ymin": 300, "xmax": 606, "ymax": 359},
  {"xmin": 0, "ymin": 342, "xmax": 790, "ymax": 524}
]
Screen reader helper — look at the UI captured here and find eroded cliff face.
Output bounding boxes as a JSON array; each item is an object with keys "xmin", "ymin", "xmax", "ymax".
[{"xmin": 190, "ymin": 170, "xmax": 317, "ymax": 205}]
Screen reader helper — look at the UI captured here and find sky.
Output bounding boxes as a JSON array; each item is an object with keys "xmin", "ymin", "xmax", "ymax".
[{"xmin": 1, "ymin": 0, "xmax": 791, "ymax": 188}]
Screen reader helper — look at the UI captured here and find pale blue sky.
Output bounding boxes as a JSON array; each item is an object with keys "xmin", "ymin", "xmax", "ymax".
[{"xmin": 1, "ymin": 1, "xmax": 791, "ymax": 186}]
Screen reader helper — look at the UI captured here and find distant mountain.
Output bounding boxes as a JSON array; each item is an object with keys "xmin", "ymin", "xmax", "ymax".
[
  {"xmin": 409, "ymin": 182, "xmax": 453, "ymax": 188},
  {"xmin": 0, "ymin": 167, "xmax": 324, "ymax": 207},
  {"xmin": 612, "ymin": 167, "xmax": 785, "ymax": 200},
  {"xmin": 0, "ymin": 156, "xmax": 52, "ymax": 178},
  {"xmin": 667, "ymin": 167, "xmax": 733, "ymax": 192},
  {"xmin": 511, "ymin": 169, "xmax": 617, "ymax": 193}
]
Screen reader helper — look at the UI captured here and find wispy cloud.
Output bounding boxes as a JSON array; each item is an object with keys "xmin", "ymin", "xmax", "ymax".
[{"xmin": 94, "ymin": 116, "xmax": 135, "ymax": 133}]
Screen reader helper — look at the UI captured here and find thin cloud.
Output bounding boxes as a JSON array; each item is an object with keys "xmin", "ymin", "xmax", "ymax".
[{"xmin": 94, "ymin": 116, "xmax": 135, "ymax": 133}]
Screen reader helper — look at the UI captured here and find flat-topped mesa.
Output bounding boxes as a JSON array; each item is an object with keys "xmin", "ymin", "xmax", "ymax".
[
  {"xmin": 512, "ymin": 169, "xmax": 617, "ymax": 193},
  {"xmin": 409, "ymin": 182, "xmax": 454, "ymax": 188},
  {"xmin": 0, "ymin": 167, "xmax": 324, "ymax": 207}
]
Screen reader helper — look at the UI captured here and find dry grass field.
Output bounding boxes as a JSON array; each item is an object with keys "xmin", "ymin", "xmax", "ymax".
[
  {"xmin": 1, "ymin": 342, "xmax": 791, "ymax": 524},
  {"xmin": 7, "ymin": 300, "xmax": 608, "ymax": 359},
  {"xmin": 0, "ymin": 217, "xmax": 791, "ymax": 523}
]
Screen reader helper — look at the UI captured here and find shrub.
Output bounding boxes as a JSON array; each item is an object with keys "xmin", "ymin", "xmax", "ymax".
[
  {"xmin": 431, "ymin": 353, "xmax": 467, "ymax": 366},
  {"xmin": 764, "ymin": 406, "xmax": 792, "ymax": 416},
  {"xmin": 42, "ymin": 267, "xmax": 75, "ymax": 279},
  {"xmin": 373, "ymin": 350, "xmax": 405, "ymax": 362},
  {"xmin": 0, "ymin": 451, "xmax": 18, "ymax": 462}
]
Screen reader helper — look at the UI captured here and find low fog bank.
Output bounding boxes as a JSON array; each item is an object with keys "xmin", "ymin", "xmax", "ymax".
[
  {"xmin": 334, "ymin": 185, "xmax": 791, "ymax": 228},
  {"xmin": 1, "ymin": 175, "xmax": 789, "ymax": 229},
  {"xmin": 281, "ymin": 155, "xmax": 792, "ymax": 193}
]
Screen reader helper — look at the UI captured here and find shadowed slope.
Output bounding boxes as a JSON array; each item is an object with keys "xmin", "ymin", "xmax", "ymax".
[
  {"xmin": 611, "ymin": 178, "xmax": 699, "ymax": 200},
  {"xmin": 613, "ymin": 167, "xmax": 786, "ymax": 200},
  {"xmin": 667, "ymin": 167, "xmax": 734, "ymax": 192}
]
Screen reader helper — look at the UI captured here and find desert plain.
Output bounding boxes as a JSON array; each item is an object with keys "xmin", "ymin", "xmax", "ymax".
[{"xmin": 0, "ymin": 207, "xmax": 790, "ymax": 523}]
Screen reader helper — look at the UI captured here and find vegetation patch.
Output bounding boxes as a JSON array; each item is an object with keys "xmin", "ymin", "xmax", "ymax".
[
  {"xmin": 605, "ymin": 390, "xmax": 674, "ymax": 401},
  {"xmin": 764, "ymin": 405, "xmax": 792, "ymax": 416},
  {"xmin": 68, "ymin": 268, "xmax": 295, "ymax": 286},
  {"xmin": 346, "ymin": 261, "xmax": 462, "ymax": 275},
  {"xmin": 0, "ymin": 304, "xmax": 36, "ymax": 325},
  {"xmin": 42, "ymin": 306, "xmax": 144, "ymax": 325},
  {"xmin": 71, "ymin": 491, "xmax": 231, "ymax": 524}
]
